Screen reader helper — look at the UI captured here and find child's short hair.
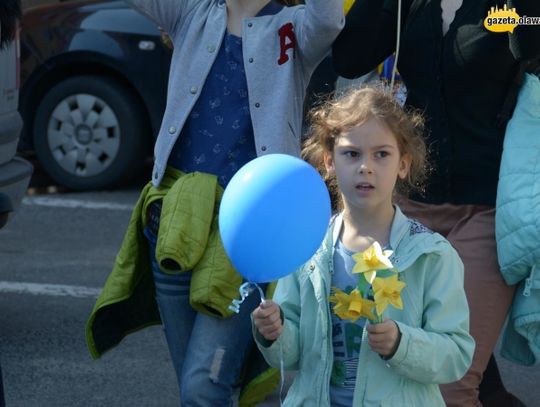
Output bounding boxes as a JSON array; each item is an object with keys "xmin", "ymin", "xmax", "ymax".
[{"xmin": 302, "ymin": 86, "xmax": 429, "ymax": 210}]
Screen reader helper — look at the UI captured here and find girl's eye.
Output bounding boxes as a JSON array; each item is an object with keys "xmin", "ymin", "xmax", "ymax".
[
  {"xmin": 343, "ymin": 151, "xmax": 359, "ymax": 158},
  {"xmin": 374, "ymin": 151, "xmax": 389, "ymax": 159}
]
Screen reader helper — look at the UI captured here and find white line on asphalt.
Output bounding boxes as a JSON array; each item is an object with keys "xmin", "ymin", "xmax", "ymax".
[
  {"xmin": 23, "ymin": 196, "xmax": 134, "ymax": 211},
  {"xmin": 0, "ymin": 281, "xmax": 101, "ymax": 298}
]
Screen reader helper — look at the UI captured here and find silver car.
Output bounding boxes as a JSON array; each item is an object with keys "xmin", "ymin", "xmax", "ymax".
[{"xmin": 0, "ymin": 11, "xmax": 33, "ymax": 229}]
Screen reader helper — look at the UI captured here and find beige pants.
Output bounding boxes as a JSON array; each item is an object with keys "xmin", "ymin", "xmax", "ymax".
[{"xmin": 397, "ymin": 198, "xmax": 516, "ymax": 407}]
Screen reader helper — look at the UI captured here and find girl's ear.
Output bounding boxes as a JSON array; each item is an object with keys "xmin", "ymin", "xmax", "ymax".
[
  {"xmin": 398, "ymin": 153, "xmax": 412, "ymax": 180},
  {"xmin": 323, "ymin": 151, "xmax": 335, "ymax": 174}
]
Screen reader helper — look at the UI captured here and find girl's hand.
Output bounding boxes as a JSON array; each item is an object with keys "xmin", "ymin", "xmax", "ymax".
[
  {"xmin": 367, "ymin": 319, "xmax": 401, "ymax": 358},
  {"xmin": 252, "ymin": 300, "xmax": 283, "ymax": 341}
]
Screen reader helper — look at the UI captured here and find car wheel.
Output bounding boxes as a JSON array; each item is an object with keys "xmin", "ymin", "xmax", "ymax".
[{"xmin": 33, "ymin": 75, "xmax": 149, "ymax": 190}]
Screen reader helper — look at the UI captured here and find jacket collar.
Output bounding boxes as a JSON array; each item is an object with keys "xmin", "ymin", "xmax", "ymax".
[
  {"xmin": 257, "ymin": 1, "xmax": 284, "ymax": 16},
  {"xmin": 309, "ymin": 206, "xmax": 417, "ymax": 298},
  {"xmin": 315, "ymin": 205, "xmax": 444, "ymax": 277},
  {"xmin": 331, "ymin": 205, "xmax": 410, "ymax": 252},
  {"xmin": 217, "ymin": 0, "xmax": 284, "ymax": 16}
]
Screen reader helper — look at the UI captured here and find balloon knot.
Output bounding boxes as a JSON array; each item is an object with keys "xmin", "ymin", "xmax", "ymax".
[{"xmin": 228, "ymin": 282, "xmax": 266, "ymax": 314}]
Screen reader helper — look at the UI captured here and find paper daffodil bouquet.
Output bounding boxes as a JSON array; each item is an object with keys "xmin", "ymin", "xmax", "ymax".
[{"xmin": 329, "ymin": 242, "xmax": 406, "ymax": 324}]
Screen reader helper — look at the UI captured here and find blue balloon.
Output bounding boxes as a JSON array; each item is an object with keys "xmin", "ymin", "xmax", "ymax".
[{"xmin": 219, "ymin": 154, "xmax": 331, "ymax": 283}]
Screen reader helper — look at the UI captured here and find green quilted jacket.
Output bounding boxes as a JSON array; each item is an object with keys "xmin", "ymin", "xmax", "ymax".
[{"xmin": 86, "ymin": 167, "xmax": 279, "ymax": 406}]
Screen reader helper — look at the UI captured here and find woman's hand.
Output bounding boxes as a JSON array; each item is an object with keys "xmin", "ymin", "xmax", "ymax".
[
  {"xmin": 252, "ymin": 300, "xmax": 283, "ymax": 341},
  {"xmin": 367, "ymin": 319, "xmax": 401, "ymax": 358},
  {"xmin": 158, "ymin": 26, "xmax": 173, "ymax": 50}
]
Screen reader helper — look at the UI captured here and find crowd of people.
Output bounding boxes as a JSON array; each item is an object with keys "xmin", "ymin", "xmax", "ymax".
[
  {"xmin": 88, "ymin": 0, "xmax": 539, "ymax": 406},
  {"xmin": 2, "ymin": 0, "xmax": 539, "ymax": 406}
]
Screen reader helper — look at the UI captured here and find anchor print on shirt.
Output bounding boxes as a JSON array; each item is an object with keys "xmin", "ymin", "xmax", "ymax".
[
  {"xmin": 209, "ymin": 97, "xmax": 221, "ymax": 109},
  {"xmin": 194, "ymin": 153, "xmax": 206, "ymax": 165}
]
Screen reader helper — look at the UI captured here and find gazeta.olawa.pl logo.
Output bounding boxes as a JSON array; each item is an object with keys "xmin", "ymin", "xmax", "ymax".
[{"xmin": 484, "ymin": 4, "xmax": 540, "ymax": 33}]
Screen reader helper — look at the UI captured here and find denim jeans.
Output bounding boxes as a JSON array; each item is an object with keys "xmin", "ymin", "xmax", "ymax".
[{"xmin": 144, "ymin": 201, "xmax": 261, "ymax": 406}]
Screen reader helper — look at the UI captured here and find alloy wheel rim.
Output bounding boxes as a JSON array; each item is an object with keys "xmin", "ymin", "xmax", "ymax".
[{"xmin": 46, "ymin": 94, "xmax": 121, "ymax": 177}]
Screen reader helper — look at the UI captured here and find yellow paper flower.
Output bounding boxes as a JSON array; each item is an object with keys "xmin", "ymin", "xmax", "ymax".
[
  {"xmin": 352, "ymin": 242, "xmax": 394, "ymax": 283},
  {"xmin": 372, "ymin": 274, "xmax": 406, "ymax": 316},
  {"xmin": 329, "ymin": 288, "xmax": 376, "ymax": 322}
]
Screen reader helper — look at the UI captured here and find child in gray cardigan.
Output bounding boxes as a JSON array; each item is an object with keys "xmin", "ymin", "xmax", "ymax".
[{"xmin": 115, "ymin": 0, "xmax": 344, "ymax": 404}]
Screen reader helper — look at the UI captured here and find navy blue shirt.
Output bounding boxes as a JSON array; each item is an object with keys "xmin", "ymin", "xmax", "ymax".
[
  {"xmin": 168, "ymin": 32, "xmax": 256, "ymax": 187},
  {"xmin": 167, "ymin": 1, "xmax": 284, "ymax": 187}
]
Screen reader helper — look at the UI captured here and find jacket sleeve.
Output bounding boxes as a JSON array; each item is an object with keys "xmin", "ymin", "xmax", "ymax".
[
  {"xmin": 294, "ymin": 0, "xmax": 345, "ymax": 68},
  {"xmin": 332, "ymin": 0, "xmax": 412, "ymax": 78},
  {"xmin": 124, "ymin": 0, "xmax": 196, "ymax": 36},
  {"xmin": 253, "ymin": 271, "xmax": 302, "ymax": 370},
  {"xmin": 387, "ymin": 243, "xmax": 475, "ymax": 384},
  {"xmin": 508, "ymin": 0, "xmax": 540, "ymax": 60}
]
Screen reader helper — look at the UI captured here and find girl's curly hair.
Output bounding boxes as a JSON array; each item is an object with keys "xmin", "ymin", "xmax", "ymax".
[{"xmin": 302, "ymin": 86, "xmax": 429, "ymax": 211}]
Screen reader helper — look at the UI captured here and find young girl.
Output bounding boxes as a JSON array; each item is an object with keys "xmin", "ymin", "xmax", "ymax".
[
  {"xmin": 86, "ymin": 0, "xmax": 344, "ymax": 405},
  {"xmin": 252, "ymin": 87, "xmax": 475, "ymax": 406},
  {"xmin": 333, "ymin": 1, "xmax": 540, "ymax": 405}
]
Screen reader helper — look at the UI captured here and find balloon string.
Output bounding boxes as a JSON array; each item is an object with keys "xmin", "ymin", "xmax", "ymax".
[
  {"xmin": 279, "ymin": 341, "xmax": 285, "ymax": 407},
  {"xmin": 229, "ymin": 283, "xmax": 284, "ymax": 405},
  {"xmin": 228, "ymin": 282, "xmax": 266, "ymax": 313}
]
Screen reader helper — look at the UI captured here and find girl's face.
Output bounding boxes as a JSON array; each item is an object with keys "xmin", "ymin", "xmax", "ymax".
[{"xmin": 324, "ymin": 118, "xmax": 411, "ymax": 214}]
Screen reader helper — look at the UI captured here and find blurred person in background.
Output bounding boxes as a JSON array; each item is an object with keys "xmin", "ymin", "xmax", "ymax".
[
  {"xmin": 0, "ymin": 1, "xmax": 23, "ymax": 404},
  {"xmin": 0, "ymin": 0, "xmax": 20, "ymax": 49}
]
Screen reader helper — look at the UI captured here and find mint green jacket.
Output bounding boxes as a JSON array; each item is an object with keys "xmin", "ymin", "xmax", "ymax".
[
  {"xmin": 254, "ymin": 206, "xmax": 475, "ymax": 406},
  {"xmin": 496, "ymin": 73, "xmax": 540, "ymax": 366}
]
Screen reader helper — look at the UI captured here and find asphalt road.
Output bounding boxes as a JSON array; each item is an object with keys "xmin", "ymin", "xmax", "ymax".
[{"xmin": 0, "ymin": 181, "xmax": 539, "ymax": 406}]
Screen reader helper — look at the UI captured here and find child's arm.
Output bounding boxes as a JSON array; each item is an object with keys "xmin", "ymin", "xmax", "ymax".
[
  {"xmin": 252, "ymin": 273, "xmax": 302, "ymax": 370},
  {"xmin": 294, "ymin": 0, "xmax": 345, "ymax": 67},
  {"xmin": 384, "ymin": 243, "xmax": 475, "ymax": 384},
  {"xmin": 124, "ymin": 0, "xmax": 196, "ymax": 37}
]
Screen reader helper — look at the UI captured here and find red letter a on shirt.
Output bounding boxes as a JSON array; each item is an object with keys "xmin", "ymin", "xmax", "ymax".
[{"xmin": 278, "ymin": 23, "xmax": 297, "ymax": 65}]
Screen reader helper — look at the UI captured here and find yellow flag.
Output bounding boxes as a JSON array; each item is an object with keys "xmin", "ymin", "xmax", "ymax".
[{"xmin": 344, "ymin": 0, "xmax": 356, "ymax": 14}]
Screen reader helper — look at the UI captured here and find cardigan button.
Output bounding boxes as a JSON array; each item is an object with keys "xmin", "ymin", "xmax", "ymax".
[
  {"xmin": 261, "ymin": 146, "xmax": 267, "ymax": 152},
  {"xmin": 190, "ymin": 86, "xmax": 198, "ymax": 94},
  {"xmin": 207, "ymin": 44, "xmax": 216, "ymax": 53},
  {"xmin": 249, "ymin": 57, "xmax": 254, "ymax": 63},
  {"xmin": 168, "ymin": 126, "xmax": 176, "ymax": 134},
  {"xmin": 255, "ymin": 102, "xmax": 260, "ymax": 108},
  {"xmin": 248, "ymin": 22, "xmax": 253, "ymax": 27}
]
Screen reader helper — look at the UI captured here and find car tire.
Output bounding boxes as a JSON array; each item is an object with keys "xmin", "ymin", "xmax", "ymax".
[{"xmin": 33, "ymin": 75, "xmax": 149, "ymax": 190}]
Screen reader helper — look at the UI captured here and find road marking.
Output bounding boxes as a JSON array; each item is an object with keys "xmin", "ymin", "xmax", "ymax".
[
  {"xmin": 23, "ymin": 196, "xmax": 134, "ymax": 211},
  {"xmin": 0, "ymin": 281, "xmax": 101, "ymax": 298}
]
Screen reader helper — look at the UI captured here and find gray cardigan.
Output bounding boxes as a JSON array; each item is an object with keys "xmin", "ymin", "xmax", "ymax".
[{"xmin": 127, "ymin": 0, "xmax": 344, "ymax": 186}]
